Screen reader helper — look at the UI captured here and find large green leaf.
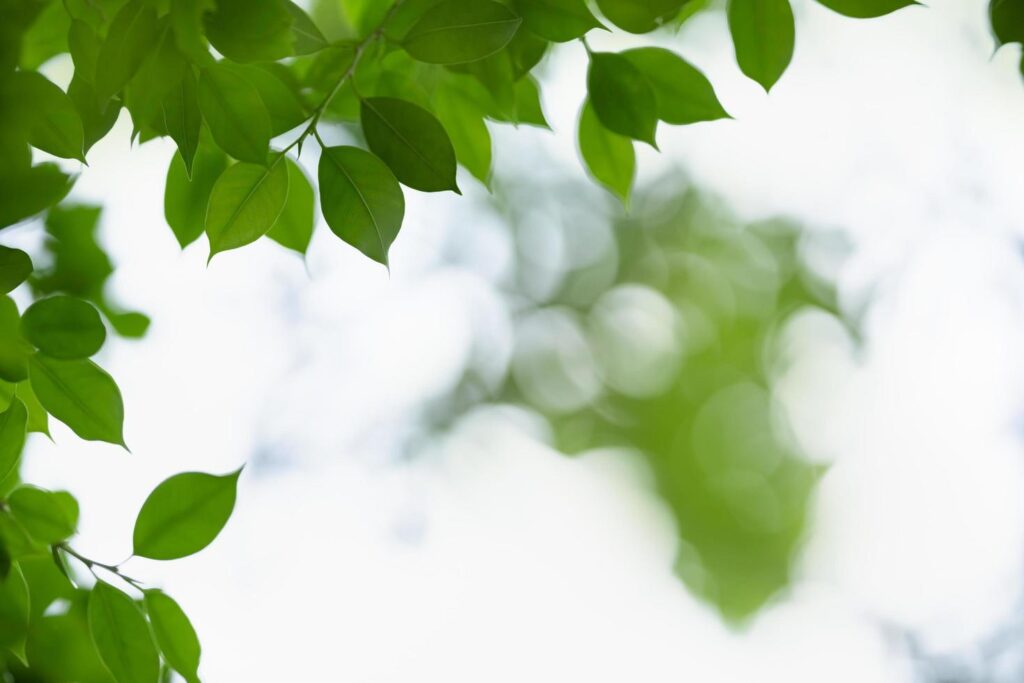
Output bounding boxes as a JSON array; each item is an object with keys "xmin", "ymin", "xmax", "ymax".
[
  {"xmin": 0, "ymin": 398, "xmax": 27, "ymax": 481},
  {"xmin": 587, "ymin": 52, "xmax": 658, "ymax": 146},
  {"xmin": 8, "ymin": 486, "xmax": 78, "ymax": 544},
  {"xmin": 0, "ymin": 247, "xmax": 32, "ymax": 294},
  {"xmin": 622, "ymin": 47, "xmax": 730, "ymax": 124},
  {"xmin": 361, "ymin": 97, "xmax": 460, "ymax": 193},
  {"xmin": 0, "ymin": 563, "xmax": 28, "ymax": 651},
  {"xmin": 578, "ymin": 100, "xmax": 634, "ymax": 204},
  {"xmin": 162, "ymin": 68, "xmax": 202, "ymax": 178},
  {"xmin": 88, "ymin": 581, "xmax": 160, "ymax": 683},
  {"xmin": 143, "ymin": 590, "xmax": 201, "ymax": 683},
  {"xmin": 21, "ymin": 296, "xmax": 106, "ymax": 359},
  {"xmin": 815, "ymin": 0, "xmax": 917, "ymax": 18},
  {"xmin": 0, "ymin": 71, "xmax": 85, "ymax": 162},
  {"xmin": 595, "ymin": 0, "xmax": 689, "ymax": 33},
  {"xmin": 267, "ymin": 158, "xmax": 315, "ymax": 256},
  {"xmin": 318, "ymin": 146, "xmax": 405, "ymax": 266},
  {"xmin": 222, "ymin": 63, "xmax": 307, "ymax": 136},
  {"xmin": 133, "ymin": 469, "xmax": 241, "ymax": 560},
  {"xmin": 205, "ymin": 158, "xmax": 290, "ymax": 259},
  {"xmin": 515, "ymin": 0, "xmax": 603, "ymax": 41},
  {"xmin": 204, "ymin": 0, "xmax": 294, "ymax": 63},
  {"xmin": 94, "ymin": 0, "xmax": 162, "ymax": 100},
  {"xmin": 403, "ymin": 0, "xmax": 522, "ymax": 65},
  {"xmin": 197, "ymin": 64, "xmax": 273, "ymax": 165},
  {"xmin": 28, "ymin": 355, "xmax": 125, "ymax": 447},
  {"xmin": 165, "ymin": 144, "xmax": 229, "ymax": 249},
  {"xmin": 728, "ymin": 0, "xmax": 795, "ymax": 91}
]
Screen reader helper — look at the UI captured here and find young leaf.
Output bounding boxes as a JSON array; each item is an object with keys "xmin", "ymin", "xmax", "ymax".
[
  {"xmin": 403, "ymin": 0, "xmax": 522, "ymax": 65},
  {"xmin": 143, "ymin": 591, "xmax": 201, "ymax": 683},
  {"xmin": 133, "ymin": 469, "xmax": 241, "ymax": 560},
  {"xmin": 94, "ymin": 0, "xmax": 162, "ymax": 100},
  {"xmin": 0, "ymin": 563, "xmax": 28, "ymax": 651},
  {"xmin": 21, "ymin": 296, "xmax": 106, "ymax": 359},
  {"xmin": 28, "ymin": 355, "xmax": 125, "ymax": 447},
  {"xmin": 728, "ymin": 0, "xmax": 795, "ymax": 91},
  {"xmin": 284, "ymin": 0, "xmax": 328, "ymax": 54},
  {"xmin": 205, "ymin": 158, "xmax": 290, "ymax": 260},
  {"xmin": 318, "ymin": 146, "xmax": 405, "ymax": 266},
  {"xmin": 197, "ymin": 64, "xmax": 273, "ymax": 165},
  {"xmin": 162, "ymin": 68, "xmax": 202, "ymax": 178},
  {"xmin": 587, "ymin": 52, "xmax": 658, "ymax": 146},
  {"xmin": 621, "ymin": 47, "xmax": 730, "ymax": 124},
  {"xmin": 8, "ymin": 487, "xmax": 78, "ymax": 544},
  {"xmin": 0, "ymin": 398, "xmax": 27, "ymax": 482},
  {"xmin": 515, "ymin": 0, "xmax": 603, "ymax": 42},
  {"xmin": 0, "ymin": 247, "xmax": 32, "ymax": 294},
  {"xmin": 595, "ymin": 0, "xmax": 690, "ymax": 33},
  {"xmin": 165, "ymin": 144, "xmax": 229, "ymax": 249},
  {"xmin": 1, "ymin": 71, "xmax": 85, "ymax": 162},
  {"xmin": 89, "ymin": 581, "xmax": 160, "ymax": 683},
  {"xmin": 578, "ymin": 101, "xmax": 635, "ymax": 204},
  {"xmin": 204, "ymin": 0, "xmax": 295, "ymax": 63},
  {"xmin": 361, "ymin": 97, "xmax": 460, "ymax": 193},
  {"xmin": 267, "ymin": 159, "xmax": 315, "ymax": 256},
  {"xmin": 815, "ymin": 0, "xmax": 917, "ymax": 18},
  {"xmin": 990, "ymin": 0, "xmax": 1024, "ymax": 45}
]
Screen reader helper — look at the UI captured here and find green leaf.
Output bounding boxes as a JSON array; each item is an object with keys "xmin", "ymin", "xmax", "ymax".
[
  {"xmin": 21, "ymin": 296, "xmax": 106, "ymax": 359},
  {"xmin": 515, "ymin": 0, "xmax": 603, "ymax": 41},
  {"xmin": 102, "ymin": 309, "xmax": 150, "ymax": 339},
  {"xmin": 15, "ymin": 382, "xmax": 46, "ymax": 438},
  {"xmin": 222, "ymin": 64, "xmax": 307, "ymax": 137},
  {"xmin": 513, "ymin": 76, "xmax": 548, "ymax": 127},
  {"xmin": 361, "ymin": 97, "xmax": 460, "ymax": 193},
  {"xmin": 124, "ymin": 27, "xmax": 189, "ymax": 136},
  {"xmin": 318, "ymin": 146, "xmax": 405, "ymax": 266},
  {"xmin": 67, "ymin": 75, "xmax": 120, "ymax": 154},
  {"xmin": 432, "ymin": 89, "xmax": 492, "ymax": 186},
  {"xmin": 578, "ymin": 100, "xmax": 635, "ymax": 203},
  {"xmin": 587, "ymin": 52, "xmax": 658, "ymax": 146},
  {"xmin": 595, "ymin": 0, "xmax": 690, "ymax": 33},
  {"xmin": 0, "ymin": 297, "xmax": 31, "ymax": 383},
  {"xmin": 267, "ymin": 159, "xmax": 315, "ymax": 255},
  {"xmin": 0, "ymin": 398, "xmax": 27, "ymax": 482},
  {"xmin": 68, "ymin": 19, "xmax": 101, "ymax": 83},
  {"xmin": 28, "ymin": 355, "xmax": 125, "ymax": 447},
  {"xmin": 622, "ymin": 47, "xmax": 730, "ymax": 124},
  {"xmin": 18, "ymin": 0, "xmax": 70, "ymax": 71},
  {"xmin": 506, "ymin": 28, "xmax": 549, "ymax": 79},
  {"xmin": 94, "ymin": 0, "xmax": 162, "ymax": 100},
  {"xmin": 205, "ymin": 158, "xmax": 290, "ymax": 260},
  {"xmin": 88, "ymin": 581, "xmax": 160, "ymax": 683},
  {"xmin": 728, "ymin": 0, "xmax": 795, "ymax": 91},
  {"xmin": 133, "ymin": 469, "xmax": 241, "ymax": 560},
  {"xmin": 991, "ymin": 0, "xmax": 1024, "ymax": 45},
  {"xmin": 403, "ymin": 0, "xmax": 522, "ymax": 65},
  {"xmin": 285, "ymin": 0, "xmax": 328, "ymax": 54},
  {"xmin": 171, "ymin": 0, "xmax": 215, "ymax": 63},
  {"xmin": 815, "ymin": 0, "xmax": 917, "ymax": 18},
  {"xmin": 204, "ymin": 0, "xmax": 294, "ymax": 63},
  {"xmin": 8, "ymin": 487, "xmax": 78, "ymax": 544},
  {"xmin": 165, "ymin": 144, "xmax": 229, "ymax": 249},
  {"xmin": 0, "ymin": 563, "xmax": 28, "ymax": 651},
  {"xmin": 0, "ymin": 247, "xmax": 32, "ymax": 294},
  {"xmin": 0, "ymin": 164, "xmax": 73, "ymax": 229},
  {"xmin": 0, "ymin": 71, "xmax": 85, "ymax": 162},
  {"xmin": 162, "ymin": 68, "xmax": 202, "ymax": 178},
  {"xmin": 143, "ymin": 591, "xmax": 201, "ymax": 683},
  {"xmin": 198, "ymin": 64, "xmax": 273, "ymax": 165}
]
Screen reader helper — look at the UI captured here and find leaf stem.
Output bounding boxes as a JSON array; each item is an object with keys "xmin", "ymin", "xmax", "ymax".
[{"xmin": 56, "ymin": 543, "xmax": 145, "ymax": 590}]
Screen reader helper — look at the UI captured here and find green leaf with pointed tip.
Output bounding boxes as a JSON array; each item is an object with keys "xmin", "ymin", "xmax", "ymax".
[
  {"xmin": 15, "ymin": 382, "xmax": 46, "ymax": 437},
  {"xmin": 728, "ymin": 0, "xmax": 794, "ymax": 91},
  {"xmin": 0, "ymin": 297, "xmax": 31, "ymax": 383},
  {"xmin": 991, "ymin": 0, "xmax": 1024, "ymax": 45},
  {"xmin": 94, "ymin": 0, "xmax": 162, "ymax": 100},
  {"xmin": 0, "ymin": 563, "xmax": 28, "ymax": 651},
  {"xmin": 28, "ymin": 355, "xmax": 125, "ymax": 446},
  {"xmin": 68, "ymin": 19, "xmax": 100, "ymax": 82},
  {"xmin": 506, "ymin": 28, "xmax": 548, "ymax": 79},
  {"xmin": 204, "ymin": 0, "xmax": 294, "ymax": 63},
  {"xmin": 595, "ymin": 0, "xmax": 690, "ymax": 33},
  {"xmin": 285, "ymin": 0, "xmax": 328, "ymax": 54},
  {"xmin": 0, "ymin": 398, "xmax": 27, "ymax": 482},
  {"xmin": 165, "ymin": 144, "xmax": 229, "ymax": 249},
  {"xmin": 319, "ymin": 146, "xmax": 405, "ymax": 266},
  {"xmin": 162, "ymin": 69, "xmax": 202, "ymax": 178},
  {"xmin": 622, "ymin": 47, "xmax": 730, "ymax": 124},
  {"xmin": 267, "ymin": 159, "xmax": 315, "ymax": 255},
  {"xmin": 0, "ymin": 247, "xmax": 32, "ymax": 294},
  {"xmin": 816, "ymin": 0, "xmax": 917, "ymax": 18},
  {"xmin": 361, "ymin": 97, "xmax": 460, "ymax": 193},
  {"xmin": 144, "ymin": 591, "xmax": 201, "ymax": 683},
  {"xmin": 587, "ymin": 52, "xmax": 658, "ymax": 146},
  {"xmin": 133, "ymin": 469, "xmax": 241, "ymax": 560},
  {"xmin": 0, "ymin": 71, "xmax": 85, "ymax": 162},
  {"xmin": 89, "ymin": 581, "xmax": 160, "ymax": 683},
  {"xmin": 67, "ymin": 75, "xmax": 120, "ymax": 154},
  {"xmin": 198, "ymin": 64, "xmax": 273, "ymax": 165},
  {"xmin": 403, "ymin": 0, "xmax": 522, "ymax": 65},
  {"xmin": 124, "ymin": 27, "xmax": 188, "ymax": 135},
  {"xmin": 515, "ymin": 0, "xmax": 603, "ymax": 41},
  {"xmin": 514, "ymin": 76, "xmax": 548, "ymax": 127},
  {"xmin": 0, "ymin": 164, "xmax": 73, "ymax": 230},
  {"xmin": 8, "ymin": 487, "xmax": 78, "ymax": 544},
  {"xmin": 18, "ymin": 0, "xmax": 69, "ymax": 71},
  {"xmin": 21, "ymin": 296, "xmax": 105, "ymax": 360},
  {"xmin": 222, "ymin": 64, "xmax": 307, "ymax": 137},
  {"xmin": 432, "ymin": 90, "xmax": 492, "ymax": 186},
  {"xmin": 206, "ymin": 158, "xmax": 290, "ymax": 259},
  {"xmin": 578, "ymin": 101, "xmax": 635, "ymax": 204}
]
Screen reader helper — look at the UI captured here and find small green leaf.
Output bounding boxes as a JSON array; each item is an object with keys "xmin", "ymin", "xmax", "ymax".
[
  {"xmin": 728, "ymin": 0, "xmax": 795, "ymax": 91},
  {"xmin": 318, "ymin": 146, "xmax": 405, "ymax": 266},
  {"xmin": 21, "ymin": 296, "xmax": 106, "ymax": 359},
  {"xmin": 94, "ymin": 0, "xmax": 162, "ymax": 100},
  {"xmin": 361, "ymin": 97, "xmax": 460, "ymax": 193},
  {"xmin": 67, "ymin": 75, "xmax": 120, "ymax": 154},
  {"xmin": 8, "ymin": 487, "xmax": 78, "ymax": 545},
  {"xmin": 267, "ymin": 159, "xmax": 315, "ymax": 256},
  {"xmin": 124, "ymin": 27, "xmax": 188, "ymax": 135},
  {"xmin": 513, "ymin": 76, "xmax": 548, "ymax": 128},
  {"xmin": 15, "ymin": 382, "xmax": 46, "ymax": 438},
  {"xmin": 578, "ymin": 101, "xmax": 635, "ymax": 204},
  {"xmin": 198, "ymin": 64, "xmax": 273, "ymax": 165},
  {"xmin": 991, "ymin": 0, "xmax": 1024, "ymax": 45},
  {"xmin": 204, "ymin": 0, "xmax": 294, "ymax": 63},
  {"xmin": 0, "ymin": 247, "xmax": 32, "ymax": 294},
  {"xmin": 403, "ymin": 0, "xmax": 522, "ymax": 65},
  {"xmin": 143, "ymin": 591, "xmax": 201, "ymax": 683},
  {"xmin": 89, "ymin": 581, "xmax": 160, "ymax": 683},
  {"xmin": 595, "ymin": 0, "xmax": 690, "ymax": 33},
  {"xmin": 0, "ymin": 398, "xmax": 27, "ymax": 482},
  {"xmin": 0, "ymin": 563, "xmax": 28, "ymax": 651},
  {"xmin": 506, "ymin": 28, "xmax": 549, "ymax": 79},
  {"xmin": 162, "ymin": 69, "xmax": 202, "ymax": 178},
  {"xmin": 0, "ymin": 71, "xmax": 85, "ymax": 162},
  {"xmin": 28, "ymin": 355, "xmax": 125, "ymax": 447},
  {"xmin": 515, "ymin": 0, "xmax": 603, "ymax": 41},
  {"xmin": 205, "ymin": 158, "xmax": 290, "ymax": 260},
  {"xmin": 133, "ymin": 469, "xmax": 241, "ymax": 560},
  {"xmin": 165, "ymin": 144, "xmax": 229, "ymax": 249},
  {"xmin": 622, "ymin": 47, "xmax": 730, "ymax": 124},
  {"xmin": 284, "ymin": 0, "xmax": 328, "ymax": 54},
  {"xmin": 815, "ymin": 0, "xmax": 917, "ymax": 18},
  {"xmin": 587, "ymin": 52, "xmax": 658, "ymax": 146}
]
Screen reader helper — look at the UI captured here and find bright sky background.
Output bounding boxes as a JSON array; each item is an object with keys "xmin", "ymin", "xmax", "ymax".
[{"xmin": 20, "ymin": 0, "xmax": 1024, "ymax": 680}]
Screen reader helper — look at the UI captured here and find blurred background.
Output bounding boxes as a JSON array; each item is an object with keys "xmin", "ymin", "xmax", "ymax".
[{"xmin": 12, "ymin": 0, "xmax": 1024, "ymax": 680}]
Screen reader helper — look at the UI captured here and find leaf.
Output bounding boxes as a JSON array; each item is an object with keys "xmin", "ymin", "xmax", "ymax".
[
  {"xmin": 506, "ymin": 27, "xmax": 549, "ymax": 79},
  {"xmin": 432, "ymin": 89, "xmax": 492, "ymax": 186},
  {"xmin": 0, "ymin": 297, "xmax": 31, "ymax": 383},
  {"xmin": 165, "ymin": 144, "xmax": 229, "ymax": 249},
  {"xmin": 991, "ymin": 0, "xmax": 1024, "ymax": 45},
  {"xmin": 15, "ymin": 382, "xmax": 47, "ymax": 438},
  {"xmin": 318, "ymin": 146, "xmax": 405, "ymax": 266},
  {"xmin": 728, "ymin": 0, "xmax": 795, "ymax": 91},
  {"xmin": 361, "ymin": 97, "xmax": 460, "ymax": 193},
  {"xmin": 198, "ymin": 64, "xmax": 273, "ymax": 165},
  {"xmin": 0, "ymin": 247, "xmax": 32, "ymax": 294},
  {"xmin": 267, "ymin": 159, "xmax": 315, "ymax": 255},
  {"xmin": 403, "ymin": 0, "xmax": 522, "ymax": 65},
  {"xmin": 94, "ymin": 0, "xmax": 162, "ymax": 100},
  {"xmin": 28, "ymin": 355, "xmax": 125, "ymax": 447},
  {"xmin": 515, "ymin": 0, "xmax": 603, "ymax": 41},
  {"xmin": 205, "ymin": 158, "xmax": 290, "ymax": 260},
  {"xmin": 578, "ymin": 100, "xmax": 635, "ymax": 203},
  {"xmin": 88, "ymin": 581, "xmax": 160, "ymax": 683},
  {"xmin": 171, "ymin": 0, "xmax": 215, "ymax": 63},
  {"xmin": 143, "ymin": 591, "xmax": 201, "ymax": 683},
  {"xmin": 222, "ymin": 64, "xmax": 307, "ymax": 137},
  {"xmin": 124, "ymin": 27, "xmax": 188, "ymax": 135},
  {"xmin": 162, "ymin": 68, "xmax": 202, "ymax": 178},
  {"xmin": 0, "ymin": 563, "xmax": 28, "ymax": 651},
  {"xmin": 67, "ymin": 19, "xmax": 101, "ymax": 83},
  {"xmin": 67, "ymin": 75, "xmax": 120, "ymax": 154},
  {"xmin": 815, "ymin": 0, "xmax": 917, "ymax": 18},
  {"xmin": 0, "ymin": 398, "xmax": 27, "ymax": 481},
  {"xmin": 0, "ymin": 164, "xmax": 73, "ymax": 230},
  {"xmin": 622, "ymin": 47, "xmax": 730, "ymax": 124},
  {"xmin": 8, "ymin": 487, "xmax": 78, "ymax": 544},
  {"xmin": 587, "ymin": 52, "xmax": 658, "ymax": 146},
  {"xmin": 132, "ymin": 469, "xmax": 241, "ymax": 560},
  {"xmin": 21, "ymin": 296, "xmax": 106, "ymax": 359},
  {"xmin": 595, "ymin": 0, "xmax": 690, "ymax": 33},
  {"xmin": 204, "ymin": 0, "xmax": 294, "ymax": 63},
  {"xmin": 18, "ymin": 0, "xmax": 70, "ymax": 70},
  {"xmin": 513, "ymin": 76, "xmax": 548, "ymax": 127},
  {"xmin": 284, "ymin": 0, "xmax": 328, "ymax": 54},
  {"xmin": 0, "ymin": 71, "xmax": 85, "ymax": 162}
]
